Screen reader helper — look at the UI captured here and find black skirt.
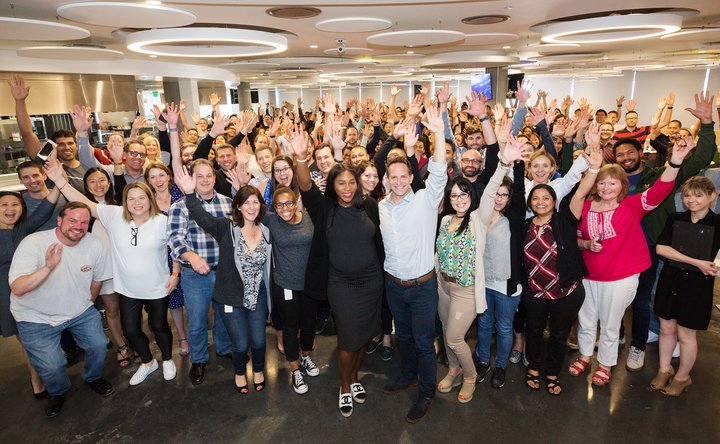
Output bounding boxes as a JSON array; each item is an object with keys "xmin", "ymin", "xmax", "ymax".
[{"xmin": 654, "ymin": 264, "xmax": 713, "ymax": 330}]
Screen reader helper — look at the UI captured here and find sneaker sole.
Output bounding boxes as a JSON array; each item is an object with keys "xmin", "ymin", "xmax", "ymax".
[
  {"xmin": 293, "ymin": 386, "xmax": 309, "ymax": 395},
  {"xmin": 626, "ymin": 364, "xmax": 644, "ymax": 372}
]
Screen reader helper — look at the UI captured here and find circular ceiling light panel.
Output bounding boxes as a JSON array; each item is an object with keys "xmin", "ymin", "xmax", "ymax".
[
  {"xmin": 367, "ymin": 30, "xmax": 465, "ymax": 47},
  {"xmin": 266, "ymin": 7, "xmax": 321, "ymax": 19},
  {"xmin": 126, "ymin": 28, "xmax": 287, "ymax": 58},
  {"xmin": 463, "ymin": 33, "xmax": 519, "ymax": 46},
  {"xmin": 0, "ymin": 17, "xmax": 90, "ymax": 41},
  {"xmin": 661, "ymin": 27, "xmax": 720, "ymax": 41},
  {"xmin": 17, "ymin": 45, "xmax": 124, "ymax": 60},
  {"xmin": 421, "ymin": 50, "xmax": 518, "ymax": 68},
  {"xmin": 57, "ymin": 2, "xmax": 196, "ymax": 28},
  {"xmin": 316, "ymin": 17, "xmax": 392, "ymax": 33},
  {"xmin": 461, "ymin": 15, "xmax": 510, "ymax": 25},
  {"xmin": 538, "ymin": 13, "xmax": 682, "ymax": 44},
  {"xmin": 323, "ymin": 47, "xmax": 373, "ymax": 56}
]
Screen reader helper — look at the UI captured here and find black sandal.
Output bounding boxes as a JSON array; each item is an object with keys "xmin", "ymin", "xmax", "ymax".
[
  {"xmin": 525, "ymin": 370, "xmax": 541, "ymax": 391},
  {"xmin": 546, "ymin": 376, "xmax": 562, "ymax": 396},
  {"xmin": 117, "ymin": 345, "xmax": 131, "ymax": 368}
]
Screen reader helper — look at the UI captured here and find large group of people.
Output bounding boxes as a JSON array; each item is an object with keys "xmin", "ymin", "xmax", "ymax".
[{"xmin": 3, "ymin": 73, "xmax": 719, "ymax": 422}]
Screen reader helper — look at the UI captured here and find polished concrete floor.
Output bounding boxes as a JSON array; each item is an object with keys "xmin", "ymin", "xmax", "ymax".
[{"xmin": 1, "ymin": 299, "xmax": 719, "ymax": 444}]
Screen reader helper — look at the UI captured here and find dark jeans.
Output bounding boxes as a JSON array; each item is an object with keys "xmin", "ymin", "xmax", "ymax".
[
  {"xmin": 386, "ymin": 275, "xmax": 438, "ymax": 398},
  {"xmin": 629, "ymin": 247, "xmax": 658, "ymax": 351},
  {"xmin": 512, "ymin": 299, "xmax": 527, "ymax": 334},
  {"xmin": 220, "ymin": 283, "xmax": 268, "ymax": 375},
  {"xmin": 271, "ymin": 280, "xmax": 320, "ymax": 362},
  {"xmin": 380, "ymin": 289, "xmax": 393, "ymax": 335},
  {"xmin": 119, "ymin": 295, "xmax": 172, "ymax": 363},
  {"xmin": 523, "ymin": 286, "xmax": 585, "ymax": 377}
]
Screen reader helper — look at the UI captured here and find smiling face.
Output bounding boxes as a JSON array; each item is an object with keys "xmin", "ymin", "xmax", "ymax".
[
  {"xmin": 614, "ymin": 143, "xmax": 641, "ymax": 173},
  {"xmin": 146, "ymin": 166, "xmax": 170, "ymax": 193},
  {"xmin": 449, "ymin": 184, "xmax": 471, "ymax": 216},
  {"xmin": 57, "ymin": 207, "xmax": 90, "ymax": 245},
  {"xmin": 387, "ymin": 162, "xmax": 413, "ymax": 199},
  {"xmin": 600, "ymin": 123, "xmax": 614, "ymax": 142},
  {"xmin": 350, "ymin": 146, "xmax": 369, "ymax": 167},
  {"xmin": 216, "ymin": 146, "xmax": 236, "ymax": 171},
  {"xmin": 625, "ymin": 111, "xmax": 638, "ymax": 130},
  {"xmin": 530, "ymin": 153, "xmax": 553, "ymax": 184},
  {"xmin": 596, "ymin": 177, "xmax": 622, "ymax": 203},
  {"xmin": 682, "ymin": 189, "xmax": 715, "ymax": 213},
  {"xmin": 466, "ymin": 132, "xmax": 483, "ymax": 151},
  {"xmin": 0, "ymin": 195, "xmax": 23, "ymax": 229},
  {"xmin": 315, "ymin": 147, "xmax": 336, "ymax": 175},
  {"xmin": 529, "ymin": 187, "xmax": 555, "ymax": 219},
  {"xmin": 239, "ymin": 193, "xmax": 261, "ymax": 224},
  {"xmin": 360, "ymin": 165, "xmax": 380, "ymax": 196},
  {"xmin": 333, "ymin": 170, "xmax": 358, "ymax": 206},
  {"xmin": 193, "ymin": 163, "xmax": 216, "ymax": 199},
  {"xmin": 85, "ymin": 170, "xmax": 110, "ymax": 201},
  {"xmin": 144, "ymin": 139, "xmax": 159, "ymax": 161},
  {"xmin": 256, "ymin": 149, "xmax": 273, "ymax": 175},
  {"xmin": 273, "ymin": 160, "xmax": 293, "ymax": 187},
  {"xmin": 125, "ymin": 142, "xmax": 147, "ymax": 174},
  {"xmin": 55, "ymin": 136, "xmax": 78, "ymax": 163},
  {"xmin": 255, "ymin": 135, "xmax": 270, "ymax": 151},
  {"xmin": 18, "ymin": 165, "xmax": 46, "ymax": 194},
  {"xmin": 273, "ymin": 191, "xmax": 297, "ymax": 223},
  {"xmin": 125, "ymin": 187, "xmax": 151, "ymax": 219},
  {"xmin": 460, "ymin": 149, "xmax": 483, "ymax": 178},
  {"xmin": 494, "ymin": 185, "xmax": 510, "ymax": 212}
]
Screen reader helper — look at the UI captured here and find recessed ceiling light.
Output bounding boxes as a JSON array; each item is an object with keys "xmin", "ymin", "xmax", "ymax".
[
  {"xmin": 266, "ymin": 7, "xmax": 321, "ymax": 19},
  {"xmin": 309, "ymin": 45, "xmax": 318, "ymax": 49},
  {"xmin": 407, "ymin": 51, "xmax": 414, "ymax": 54},
  {"xmin": 539, "ymin": 13, "xmax": 682, "ymax": 44},
  {"xmin": 503, "ymin": 46, "xmax": 511, "ymax": 49},
  {"xmin": 461, "ymin": 15, "xmax": 510, "ymax": 25},
  {"xmin": 149, "ymin": 55, "xmax": 157, "ymax": 58}
]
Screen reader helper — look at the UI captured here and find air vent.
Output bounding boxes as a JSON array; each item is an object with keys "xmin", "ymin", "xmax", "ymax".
[
  {"xmin": 266, "ymin": 7, "xmax": 322, "ymax": 19},
  {"xmin": 462, "ymin": 15, "xmax": 510, "ymax": 25}
]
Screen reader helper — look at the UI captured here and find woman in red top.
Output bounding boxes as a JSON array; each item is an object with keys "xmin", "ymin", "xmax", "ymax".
[{"xmin": 567, "ymin": 123, "xmax": 693, "ymax": 386}]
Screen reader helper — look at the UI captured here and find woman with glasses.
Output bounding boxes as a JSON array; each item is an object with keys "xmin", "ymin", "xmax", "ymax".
[
  {"xmin": 435, "ymin": 136, "xmax": 528, "ymax": 403},
  {"xmin": 45, "ymin": 160, "xmax": 179, "ymax": 386}
]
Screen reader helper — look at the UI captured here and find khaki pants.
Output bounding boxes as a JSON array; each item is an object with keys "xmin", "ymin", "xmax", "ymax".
[{"xmin": 437, "ymin": 277, "xmax": 478, "ymax": 379}]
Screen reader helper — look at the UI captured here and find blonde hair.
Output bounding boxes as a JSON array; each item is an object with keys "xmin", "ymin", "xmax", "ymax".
[
  {"xmin": 681, "ymin": 176, "xmax": 716, "ymax": 197},
  {"xmin": 526, "ymin": 149, "xmax": 557, "ymax": 182},
  {"xmin": 121, "ymin": 181, "xmax": 160, "ymax": 222}
]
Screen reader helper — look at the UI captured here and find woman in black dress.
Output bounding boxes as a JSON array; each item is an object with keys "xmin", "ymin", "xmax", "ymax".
[{"xmin": 289, "ymin": 125, "xmax": 384, "ymax": 418}]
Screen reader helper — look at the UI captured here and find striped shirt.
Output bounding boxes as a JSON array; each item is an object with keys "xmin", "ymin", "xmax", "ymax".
[{"xmin": 613, "ymin": 125, "xmax": 652, "ymax": 144}]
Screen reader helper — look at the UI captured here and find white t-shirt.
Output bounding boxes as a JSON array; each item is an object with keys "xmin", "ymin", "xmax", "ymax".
[
  {"xmin": 96, "ymin": 205, "xmax": 170, "ymax": 300},
  {"xmin": 10, "ymin": 229, "xmax": 111, "ymax": 326},
  {"xmin": 91, "ymin": 218, "xmax": 114, "ymax": 295}
]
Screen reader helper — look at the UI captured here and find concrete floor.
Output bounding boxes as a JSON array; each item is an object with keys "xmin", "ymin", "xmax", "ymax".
[{"xmin": 1, "ymin": 300, "xmax": 719, "ymax": 444}]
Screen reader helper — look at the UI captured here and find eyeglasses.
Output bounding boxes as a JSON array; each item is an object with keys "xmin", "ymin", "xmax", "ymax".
[
  {"xmin": 127, "ymin": 150, "xmax": 147, "ymax": 158},
  {"xmin": 495, "ymin": 192, "xmax": 510, "ymax": 199},
  {"xmin": 274, "ymin": 201, "xmax": 295, "ymax": 209},
  {"xmin": 461, "ymin": 158, "xmax": 482, "ymax": 165},
  {"xmin": 130, "ymin": 227, "xmax": 138, "ymax": 246},
  {"xmin": 449, "ymin": 192, "xmax": 470, "ymax": 201},
  {"xmin": 274, "ymin": 166, "xmax": 291, "ymax": 174}
]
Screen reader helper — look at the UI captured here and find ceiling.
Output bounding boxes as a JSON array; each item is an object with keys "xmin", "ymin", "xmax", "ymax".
[{"xmin": 1, "ymin": 0, "xmax": 719, "ymax": 87}]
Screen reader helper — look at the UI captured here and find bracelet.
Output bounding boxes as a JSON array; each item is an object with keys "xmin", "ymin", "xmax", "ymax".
[
  {"xmin": 499, "ymin": 159, "xmax": 512, "ymax": 168},
  {"xmin": 171, "ymin": 271, "xmax": 180, "ymax": 277},
  {"xmin": 588, "ymin": 167, "xmax": 600, "ymax": 174},
  {"xmin": 58, "ymin": 181, "xmax": 67, "ymax": 190},
  {"xmin": 113, "ymin": 162, "xmax": 122, "ymax": 166},
  {"xmin": 667, "ymin": 107, "xmax": 673, "ymax": 109},
  {"xmin": 296, "ymin": 158, "xmax": 308, "ymax": 163},
  {"xmin": 668, "ymin": 160, "xmax": 682, "ymax": 168},
  {"xmin": 168, "ymin": 128, "xmax": 178, "ymax": 133}
]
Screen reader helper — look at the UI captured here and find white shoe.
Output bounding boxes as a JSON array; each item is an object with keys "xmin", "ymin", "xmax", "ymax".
[
  {"xmin": 672, "ymin": 342, "xmax": 680, "ymax": 358},
  {"xmin": 339, "ymin": 389, "xmax": 353, "ymax": 418},
  {"xmin": 300, "ymin": 355, "xmax": 320, "ymax": 377},
  {"xmin": 130, "ymin": 359, "xmax": 158, "ymax": 386},
  {"xmin": 162, "ymin": 360, "xmax": 177, "ymax": 381},
  {"xmin": 626, "ymin": 346, "xmax": 645, "ymax": 372},
  {"xmin": 292, "ymin": 370, "xmax": 308, "ymax": 395},
  {"xmin": 351, "ymin": 382, "xmax": 366, "ymax": 404},
  {"xmin": 647, "ymin": 330, "xmax": 659, "ymax": 343}
]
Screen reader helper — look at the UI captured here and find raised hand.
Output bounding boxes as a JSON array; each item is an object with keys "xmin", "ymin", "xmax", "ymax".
[
  {"xmin": 404, "ymin": 126, "xmax": 418, "ymax": 150},
  {"xmin": 684, "ymin": 91, "xmax": 715, "ymax": 124},
  {"xmin": 390, "ymin": 84, "xmax": 400, "ymax": 97},
  {"xmin": 545, "ymin": 107, "xmax": 560, "ymax": 126},
  {"xmin": 421, "ymin": 104, "xmax": 444, "ymax": 134},
  {"xmin": 209, "ymin": 115, "xmax": 228, "ymax": 138},
  {"xmin": 616, "ymin": 95, "xmax": 625, "ymax": 107},
  {"xmin": 670, "ymin": 135, "xmax": 696, "ymax": 165},
  {"xmin": 502, "ymin": 135, "xmax": 532, "ymax": 164},
  {"xmin": 666, "ymin": 91, "xmax": 676, "ymax": 108},
  {"xmin": 191, "ymin": 111, "xmax": 201, "ymax": 125},
  {"xmin": 179, "ymin": 99, "xmax": 187, "ymax": 112},
  {"xmin": 151, "ymin": 103, "xmax": 163, "ymax": 122},
  {"xmin": 626, "ymin": 99, "xmax": 636, "ymax": 112},
  {"xmin": 657, "ymin": 96, "xmax": 667, "ymax": 110},
  {"xmin": 8, "ymin": 74, "xmax": 30, "ymax": 100},
  {"xmin": 70, "ymin": 104, "xmax": 92, "ymax": 133},
  {"xmin": 465, "ymin": 91, "xmax": 488, "ymax": 117},
  {"xmin": 288, "ymin": 124, "xmax": 310, "ymax": 159},
  {"xmin": 43, "ymin": 151, "xmax": 64, "ymax": 182},
  {"xmin": 392, "ymin": 117, "xmax": 410, "ymax": 139},
  {"xmin": 297, "ymin": 97, "xmax": 303, "ymax": 109},
  {"xmin": 584, "ymin": 121, "xmax": 601, "ymax": 148},
  {"xmin": 371, "ymin": 105, "xmax": 381, "ymax": 125},
  {"xmin": 164, "ymin": 102, "xmax": 180, "ymax": 126},
  {"xmin": 132, "ymin": 116, "xmax": 146, "ymax": 130},
  {"xmin": 44, "ymin": 243, "xmax": 63, "ymax": 270},
  {"xmin": 492, "ymin": 102, "xmax": 505, "ymax": 120},
  {"xmin": 537, "ymin": 90, "xmax": 547, "ymax": 99},
  {"xmin": 225, "ymin": 162, "xmax": 251, "ymax": 190},
  {"xmin": 209, "ymin": 92, "xmax": 221, "ymax": 107},
  {"xmin": 321, "ymin": 93, "xmax": 335, "ymax": 114},
  {"xmin": 561, "ymin": 95, "xmax": 574, "ymax": 110},
  {"xmin": 175, "ymin": 165, "xmax": 196, "ymax": 194},
  {"xmin": 107, "ymin": 135, "xmax": 125, "ymax": 164},
  {"xmin": 436, "ymin": 81, "xmax": 452, "ymax": 105},
  {"xmin": 407, "ymin": 93, "xmax": 424, "ymax": 118},
  {"xmin": 516, "ymin": 79, "xmax": 532, "ymax": 105},
  {"xmin": 497, "ymin": 116, "xmax": 512, "ymax": 145},
  {"xmin": 527, "ymin": 106, "xmax": 545, "ymax": 126}
]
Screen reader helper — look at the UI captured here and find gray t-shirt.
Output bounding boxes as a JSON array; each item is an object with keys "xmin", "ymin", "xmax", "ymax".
[
  {"xmin": 23, "ymin": 194, "xmax": 66, "ymax": 231},
  {"xmin": 264, "ymin": 212, "xmax": 313, "ymax": 290},
  {"xmin": 9, "ymin": 229, "xmax": 111, "ymax": 326}
]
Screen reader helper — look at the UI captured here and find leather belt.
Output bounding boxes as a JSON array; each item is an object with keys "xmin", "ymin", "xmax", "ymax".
[
  {"xmin": 181, "ymin": 263, "xmax": 218, "ymax": 271},
  {"xmin": 386, "ymin": 269, "xmax": 436, "ymax": 287},
  {"xmin": 440, "ymin": 272, "xmax": 459, "ymax": 284}
]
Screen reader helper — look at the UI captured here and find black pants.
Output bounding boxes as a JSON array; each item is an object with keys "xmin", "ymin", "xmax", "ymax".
[
  {"xmin": 119, "ymin": 294, "xmax": 172, "ymax": 363},
  {"xmin": 271, "ymin": 281, "xmax": 320, "ymax": 362},
  {"xmin": 381, "ymin": 289, "xmax": 393, "ymax": 335},
  {"xmin": 523, "ymin": 286, "xmax": 585, "ymax": 376}
]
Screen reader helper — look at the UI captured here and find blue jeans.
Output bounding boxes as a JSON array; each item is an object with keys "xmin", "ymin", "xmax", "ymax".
[
  {"xmin": 386, "ymin": 275, "xmax": 438, "ymax": 398},
  {"xmin": 219, "ymin": 283, "xmax": 268, "ymax": 375},
  {"xmin": 17, "ymin": 307, "xmax": 107, "ymax": 396},
  {"xmin": 629, "ymin": 247, "xmax": 659, "ymax": 350},
  {"xmin": 476, "ymin": 289, "xmax": 521, "ymax": 369},
  {"xmin": 181, "ymin": 268, "xmax": 232, "ymax": 363}
]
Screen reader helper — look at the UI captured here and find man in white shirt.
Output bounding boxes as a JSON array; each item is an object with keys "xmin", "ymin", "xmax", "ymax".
[
  {"xmin": 379, "ymin": 102, "xmax": 447, "ymax": 423},
  {"xmin": 10, "ymin": 202, "xmax": 113, "ymax": 418}
]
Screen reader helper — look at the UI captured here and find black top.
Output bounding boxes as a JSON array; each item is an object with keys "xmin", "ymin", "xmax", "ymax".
[
  {"xmin": 657, "ymin": 210, "xmax": 720, "ymax": 273},
  {"xmin": 327, "ymin": 206, "xmax": 379, "ymax": 276}
]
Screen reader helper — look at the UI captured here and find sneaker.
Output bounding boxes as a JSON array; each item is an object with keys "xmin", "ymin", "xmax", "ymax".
[
  {"xmin": 300, "ymin": 355, "xmax": 320, "ymax": 377},
  {"xmin": 315, "ymin": 317, "xmax": 328, "ymax": 335},
  {"xmin": 522, "ymin": 354, "xmax": 529, "ymax": 367},
  {"xmin": 162, "ymin": 360, "xmax": 176, "ymax": 381},
  {"xmin": 366, "ymin": 337, "xmax": 382, "ymax": 354},
  {"xmin": 86, "ymin": 377, "xmax": 114, "ymax": 397},
  {"xmin": 647, "ymin": 330, "xmax": 659, "ymax": 343},
  {"xmin": 490, "ymin": 367, "xmax": 506, "ymax": 389},
  {"xmin": 509, "ymin": 350, "xmax": 522, "ymax": 364},
  {"xmin": 406, "ymin": 396, "xmax": 432, "ymax": 424},
  {"xmin": 476, "ymin": 361, "xmax": 491, "ymax": 383},
  {"xmin": 380, "ymin": 346, "xmax": 393, "ymax": 361},
  {"xmin": 129, "ymin": 360, "xmax": 158, "ymax": 386},
  {"xmin": 292, "ymin": 370, "xmax": 308, "ymax": 394},
  {"xmin": 626, "ymin": 346, "xmax": 645, "ymax": 372}
]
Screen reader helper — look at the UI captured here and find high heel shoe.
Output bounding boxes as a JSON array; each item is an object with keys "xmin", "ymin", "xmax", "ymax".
[
  {"xmin": 458, "ymin": 379, "xmax": 476, "ymax": 403},
  {"xmin": 661, "ymin": 376, "xmax": 692, "ymax": 396},
  {"xmin": 437, "ymin": 371, "xmax": 463, "ymax": 393},
  {"xmin": 649, "ymin": 367, "xmax": 675, "ymax": 391}
]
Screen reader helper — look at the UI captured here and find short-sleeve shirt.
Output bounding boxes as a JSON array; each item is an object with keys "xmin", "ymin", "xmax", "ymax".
[
  {"xmin": 9, "ymin": 229, "xmax": 111, "ymax": 326},
  {"xmin": 96, "ymin": 205, "xmax": 169, "ymax": 299}
]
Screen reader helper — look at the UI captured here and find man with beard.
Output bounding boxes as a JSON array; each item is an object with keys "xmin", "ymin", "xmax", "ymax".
[{"xmin": 612, "ymin": 92, "xmax": 716, "ymax": 373}]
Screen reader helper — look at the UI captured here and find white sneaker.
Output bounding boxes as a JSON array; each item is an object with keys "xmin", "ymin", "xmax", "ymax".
[
  {"xmin": 130, "ymin": 359, "xmax": 158, "ymax": 386},
  {"xmin": 672, "ymin": 342, "xmax": 680, "ymax": 358},
  {"xmin": 292, "ymin": 370, "xmax": 308, "ymax": 395},
  {"xmin": 162, "ymin": 360, "xmax": 176, "ymax": 381},
  {"xmin": 647, "ymin": 330, "xmax": 659, "ymax": 343},
  {"xmin": 626, "ymin": 346, "xmax": 645, "ymax": 372},
  {"xmin": 300, "ymin": 355, "xmax": 320, "ymax": 377}
]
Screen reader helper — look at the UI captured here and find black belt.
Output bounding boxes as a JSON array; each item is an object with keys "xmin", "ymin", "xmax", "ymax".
[{"xmin": 182, "ymin": 264, "xmax": 218, "ymax": 271}]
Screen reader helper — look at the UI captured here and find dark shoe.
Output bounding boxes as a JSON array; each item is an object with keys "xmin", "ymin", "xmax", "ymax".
[
  {"xmin": 215, "ymin": 352, "xmax": 232, "ymax": 360},
  {"xmin": 87, "ymin": 378, "xmax": 114, "ymax": 397},
  {"xmin": 406, "ymin": 396, "xmax": 433, "ymax": 424},
  {"xmin": 315, "ymin": 317, "xmax": 328, "ymax": 335},
  {"xmin": 366, "ymin": 337, "xmax": 382, "ymax": 355},
  {"xmin": 189, "ymin": 362, "xmax": 207, "ymax": 385},
  {"xmin": 380, "ymin": 346, "xmax": 393, "ymax": 361},
  {"xmin": 383, "ymin": 377, "xmax": 418, "ymax": 395},
  {"xmin": 45, "ymin": 395, "xmax": 64, "ymax": 418},
  {"xmin": 476, "ymin": 361, "xmax": 491, "ymax": 383},
  {"xmin": 34, "ymin": 389, "xmax": 49, "ymax": 400},
  {"xmin": 491, "ymin": 367, "xmax": 506, "ymax": 389}
]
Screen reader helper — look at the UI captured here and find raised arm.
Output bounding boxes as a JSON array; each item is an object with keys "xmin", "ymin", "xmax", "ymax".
[
  {"xmin": 569, "ymin": 123, "xmax": 603, "ymax": 219},
  {"xmin": 44, "ymin": 155, "xmax": 99, "ymax": 218},
  {"xmin": 10, "ymin": 243, "xmax": 64, "ymax": 297},
  {"xmin": 8, "ymin": 75, "xmax": 42, "ymax": 158},
  {"xmin": 163, "ymin": 102, "xmax": 183, "ymax": 179},
  {"xmin": 175, "ymin": 166, "xmax": 225, "ymax": 239},
  {"xmin": 288, "ymin": 124, "xmax": 313, "ymax": 192}
]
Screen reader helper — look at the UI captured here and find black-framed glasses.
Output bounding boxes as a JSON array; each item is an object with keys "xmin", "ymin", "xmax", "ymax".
[
  {"xmin": 274, "ymin": 166, "xmax": 292, "ymax": 174},
  {"xmin": 274, "ymin": 201, "xmax": 296, "ymax": 210},
  {"xmin": 127, "ymin": 150, "xmax": 147, "ymax": 158},
  {"xmin": 461, "ymin": 158, "xmax": 482, "ymax": 165},
  {"xmin": 130, "ymin": 227, "xmax": 138, "ymax": 246},
  {"xmin": 495, "ymin": 192, "xmax": 510, "ymax": 199},
  {"xmin": 449, "ymin": 192, "xmax": 470, "ymax": 201}
]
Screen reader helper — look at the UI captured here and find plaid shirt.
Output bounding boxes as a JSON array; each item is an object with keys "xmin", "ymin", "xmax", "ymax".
[{"xmin": 167, "ymin": 191, "xmax": 233, "ymax": 266}]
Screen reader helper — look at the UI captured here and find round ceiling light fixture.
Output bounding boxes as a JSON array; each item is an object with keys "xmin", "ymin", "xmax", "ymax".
[
  {"xmin": 0, "ymin": 17, "xmax": 90, "ymax": 41},
  {"xmin": 539, "ymin": 13, "xmax": 682, "ymax": 44},
  {"xmin": 57, "ymin": 2, "xmax": 196, "ymax": 28},
  {"xmin": 126, "ymin": 28, "xmax": 287, "ymax": 58}
]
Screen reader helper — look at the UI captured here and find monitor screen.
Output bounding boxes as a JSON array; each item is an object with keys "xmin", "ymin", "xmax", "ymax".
[{"xmin": 470, "ymin": 73, "xmax": 492, "ymax": 100}]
